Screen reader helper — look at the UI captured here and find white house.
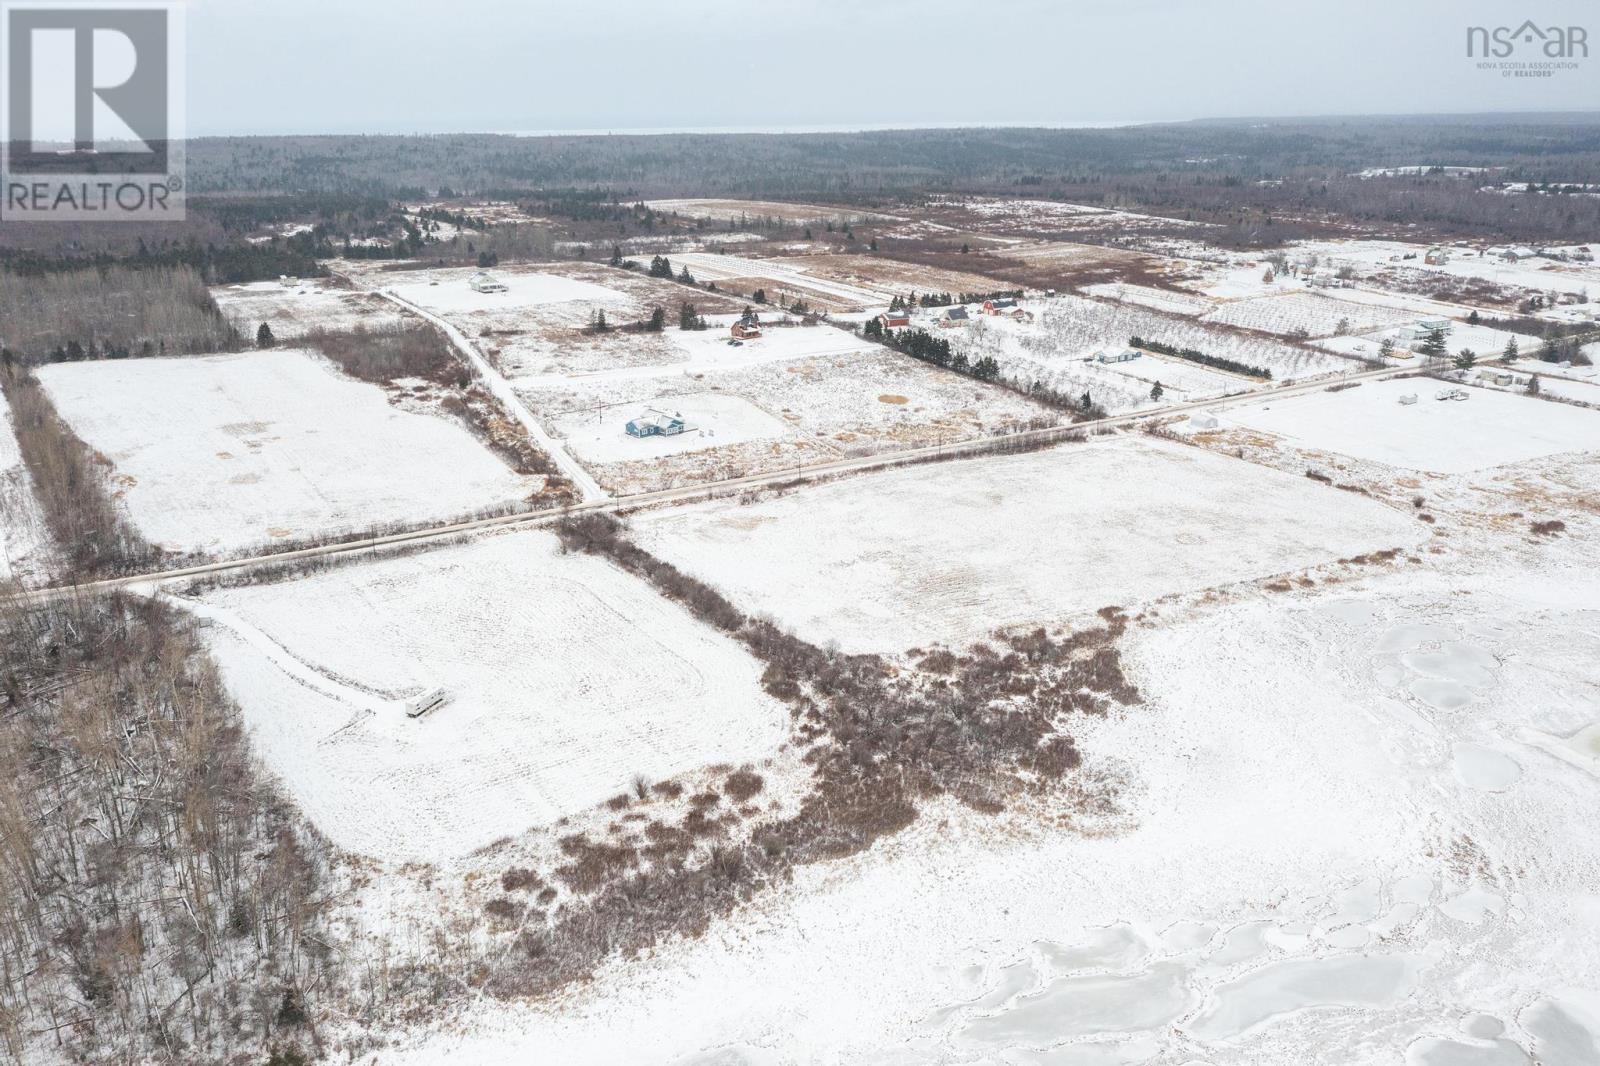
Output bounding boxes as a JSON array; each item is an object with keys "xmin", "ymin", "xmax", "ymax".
[{"xmin": 470, "ymin": 272, "xmax": 509, "ymax": 294}]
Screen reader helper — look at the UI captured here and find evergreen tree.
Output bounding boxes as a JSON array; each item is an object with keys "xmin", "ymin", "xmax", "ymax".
[
  {"xmin": 647, "ymin": 307, "xmax": 666, "ymax": 331},
  {"xmin": 1378, "ymin": 337, "xmax": 1395, "ymax": 360},
  {"xmin": 1503, "ymin": 336, "xmax": 1520, "ymax": 362},
  {"xmin": 256, "ymin": 322, "xmax": 276, "ymax": 348},
  {"xmin": 1418, "ymin": 326, "xmax": 1449, "ymax": 362},
  {"xmin": 1150, "ymin": 381, "xmax": 1164, "ymax": 402},
  {"xmin": 610, "ymin": 244, "xmax": 623, "ymax": 266},
  {"xmin": 1454, "ymin": 348, "xmax": 1476, "ymax": 371}
]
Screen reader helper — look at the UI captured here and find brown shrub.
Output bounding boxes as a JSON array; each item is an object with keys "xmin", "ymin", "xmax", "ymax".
[{"xmin": 723, "ymin": 770, "xmax": 765, "ymax": 803}]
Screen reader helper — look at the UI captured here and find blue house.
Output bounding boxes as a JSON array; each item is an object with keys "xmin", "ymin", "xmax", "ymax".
[{"xmin": 626, "ymin": 412, "xmax": 688, "ymax": 438}]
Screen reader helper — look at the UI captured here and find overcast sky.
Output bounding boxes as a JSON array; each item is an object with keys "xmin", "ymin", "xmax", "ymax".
[{"xmin": 184, "ymin": 0, "xmax": 1599, "ymax": 136}]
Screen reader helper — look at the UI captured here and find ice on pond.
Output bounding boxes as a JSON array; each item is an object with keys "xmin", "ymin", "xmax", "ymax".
[
  {"xmin": 1204, "ymin": 921, "xmax": 1274, "ymax": 970},
  {"xmin": 1321, "ymin": 598, "xmax": 1381, "ymax": 628},
  {"xmin": 1411, "ymin": 677, "xmax": 1475, "ymax": 710},
  {"xmin": 1184, "ymin": 954, "xmax": 1416, "ymax": 1041},
  {"xmin": 1161, "ymin": 921, "xmax": 1217, "ymax": 952},
  {"xmin": 1452, "ymin": 743, "xmax": 1523, "ymax": 792},
  {"xmin": 1001, "ymin": 1035, "xmax": 1163, "ymax": 1066},
  {"xmin": 959, "ymin": 962, "xmax": 1197, "ymax": 1048},
  {"xmin": 1406, "ymin": 1035, "xmax": 1530, "ymax": 1066},
  {"xmin": 1377, "ymin": 623, "xmax": 1459, "ymax": 653},
  {"xmin": 1438, "ymin": 887, "xmax": 1505, "ymax": 925},
  {"xmin": 672, "ymin": 1047, "xmax": 779, "ymax": 1066},
  {"xmin": 1403, "ymin": 642, "xmax": 1498, "ymax": 686},
  {"xmin": 1521, "ymin": 997, "xmax": 1600, "ymax": 1066},
  {"xmin": 1039, "ymin": 924, "xmax": 1150, "ymax": 975}
]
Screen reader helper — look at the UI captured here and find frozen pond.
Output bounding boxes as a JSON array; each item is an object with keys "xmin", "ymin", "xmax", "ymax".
[
  {"xmin": 1185, "ymin": 954, "xmax": 1416, "ymax": 1041},
  {"xmin": 960, "ymin": 963, "xmax": 1196, "ymax": 1047}
]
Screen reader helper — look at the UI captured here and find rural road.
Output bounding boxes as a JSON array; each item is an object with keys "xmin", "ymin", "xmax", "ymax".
[
  {"xmin": 19, "ymin": 360, "xmax": 1408, "ymax": 604},
  {"xmin": 378, "ymin": 288, "xmax": 611, "ymax": 504}
]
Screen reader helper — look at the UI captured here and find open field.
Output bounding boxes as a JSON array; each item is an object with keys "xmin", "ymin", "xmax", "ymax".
[
  {"xmin": 519, "ymin": 330, "xmax": 1055, "ymax": 494},
  {"xmin": 211, "ymin": 277, "xmax": 408, "ymax": 339},
  {"xmin": 631, "ymin": 435, "xmax": 1423, "ymax": 653},
  {"xmin": 385, "ymin": 533, "xmax": 1600, "ymax": 1066},
  {"xmin": 779, "ymin": 252, "xmax": 1020, "ymax": 299},
  {"xmin": 197, "ymin": 531, "xmax": 789, "ymax": 862},
  {"xmin": 656, "ymin": 251, "xmax": 889, "ymax": 311},
  {"xmin": 34, "ymin": 351, "xmax": 539, "ymax": 554},
  {"xmin": 353, "ymin": 261, "xmax": 745, "ymax": 377},
  {"xmin": 927, "ymin": 197, "xmax": 1218, "ymax": 239},
  {"xmin": 0, "ymin": 398, "xmax": 48, "ymax": 581},
  {"xmin": 1200, "ymin": 292, "xmax": 1420, "ymax": 338},
  {"xmin": 1220, "ymin": 378, "xmax": 1600, "ymax": 474},
  {"xmin": 1081, "ymin": 282, "xmax": 1218, "ymax": 316},
  {"xmin": 644, "ymin": 198, "xmax": 903, "ymax": 226}
]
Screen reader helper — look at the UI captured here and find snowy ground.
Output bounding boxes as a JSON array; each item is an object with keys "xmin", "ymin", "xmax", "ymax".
[
  {"xmin": 211, "ymin": 278, "xmax": 408, "ymax": 340},
  {"xmin": 196, "ymin": 530, "xmax": 790, "ymax": 863},
  {"xmin": 1219, "ymin": 378, "xmax": 1600, "ymax": 474},
  {"xmin": 631, "ymin": 435, "xmax": 1423, "ymax": 654},
  {"xmin": 35, "ymin": 351, "xmax": 538, "ymax": 554},
  {"xmin": 388, "ymin": 268, "xmax": 624, "ymax": 315},
  {"xmin": 518, "ymin": 342, "xmax": 1053, "ymax": 495},
  {"xmin": 558, "ymin": 393, "xmax": 793, "ymax": 463},
  {"xmin": 942, "ymin": 296, "xmax": 1345, "ymax": 415},
  {"xmin": 0, "ymin": 398, "xmax": 48, "ymax": 582},
  {"xmin": 375, "ymin": 452, "xmax": 1600, "ymax": 1066},
  {"xmin": 643, "ymin": 199, "xmax": 903, "ymax": 226},
  {"xmin": 1080, "ymin": 283, "xmax": 1217, "ymax": 316},
  {"xmin": 1200, "ymin": 292, "xmax": 1420, "ymax": 338}
]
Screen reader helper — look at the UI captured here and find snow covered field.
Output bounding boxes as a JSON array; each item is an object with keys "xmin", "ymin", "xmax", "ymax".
[
  {"xmin": 518, "ymin": 338, "xmax": 1053, "ymax": 495},
  {"xmin": 381, "ymin": 536, "xmax": 1600, "ymax": 1066},
  {"xmin": 644, "ymin": 199, "xmax": 903, "ymax": 226},
  {"xmin": 557, "ymin": 393, "xmax": 792, "ymax": 463},
  {"xmin": 1200, "ymin": 292, "xmax": 1419, "ymax": 338},
  {"xmin": 1221, "ymin": 378, "xmax": 1600, "ymax": 474},
  {"xmin": 944, "ymin": 295, "xmax": 1346, "ymax": 414},
  {"xmin": 35, "ymin": 351, "xmax": 538, "ymax": 554},
  {"xmin": 388, "ymin": 268, "xmax": 623, "ymax": 315},
  {"xmin": 0, "ymin": 399, "xmax": 47, "ymax": 582},
  {"xmin": 198, "ymin": 531, "xmax": 789, "ymax": 862},
  {"xmin": 211, "ymin": 278, "xmax": 408, "ymax": 339},
  {"xmin": 1080, "ymin": 282, "xmax": 1217, "ymax": 316},
  {"xmin": 631, "ymin": 436, "xmax": 1423, "ymax": 653}
]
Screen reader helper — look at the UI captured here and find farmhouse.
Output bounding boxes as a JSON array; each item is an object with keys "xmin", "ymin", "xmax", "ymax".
[
  {"xmin": 626, "ymin": 412, "xmax": 689, "ymax": 438},
  {"xmin": 731, "ymin": 310, "xmax": 763, "ymax": 340},
  {"xmin": 470, "ymin": 272, "xmax": 509, "ymax": 293},
  {"xmin": 1408, "ymin": 318, "xmax": 1453, "ymax": 341},
  {"xmin": 1008, "ymin": 307, "xmax": 1035, "ymax": 324},
  {"xmin": 939, "ymin": 306, "xmax": 971, "ymax": 328},
  {"xmin": 982, "ymin": 298, "xmax": 1019, "ymax": 315},
  {"xmin": 1096, "ymin": 348, "xmax": 1141, "ymax": 364}
]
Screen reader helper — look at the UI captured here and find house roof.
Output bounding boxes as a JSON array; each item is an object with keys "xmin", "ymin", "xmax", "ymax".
[{"xmin": 946, "ymin": 307, "xmax": 969, "ymax": 320}]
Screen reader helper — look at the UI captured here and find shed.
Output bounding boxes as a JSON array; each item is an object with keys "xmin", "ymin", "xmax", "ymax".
[{"xmin": 470, "ymin": 272, "xmax": 509, "ymax": 293}]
